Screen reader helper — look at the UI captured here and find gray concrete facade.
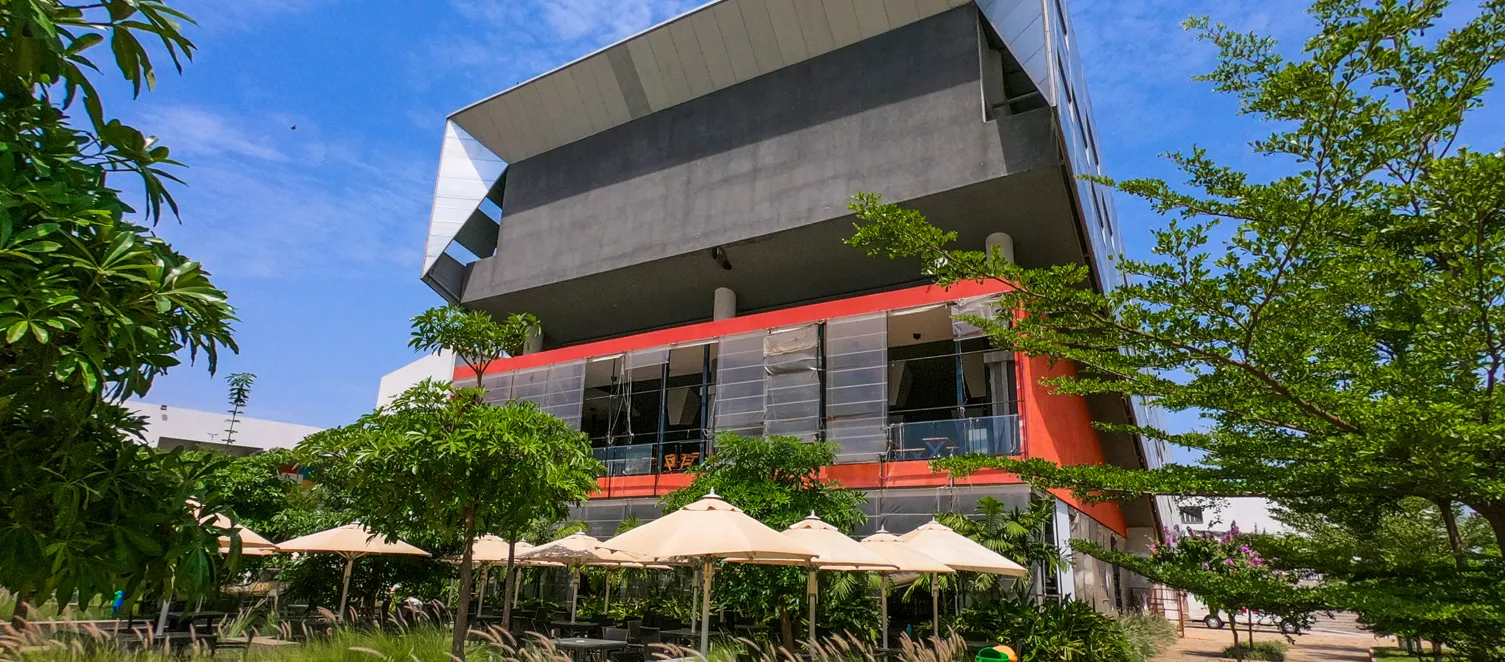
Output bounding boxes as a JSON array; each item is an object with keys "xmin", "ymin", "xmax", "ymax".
[{"xmin": 461, "ymin": 7, "xmax": 1070, "ymax": 345}]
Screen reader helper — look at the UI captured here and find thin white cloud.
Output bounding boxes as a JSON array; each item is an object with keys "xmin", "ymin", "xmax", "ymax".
[
  {"xmin": 175, "ymin": 0, "xmax": 328, "ymax": 31},
  {"xmin": 422, "ymin": 0, "xmax": 705, "ymax": 100},
  {"xmin": 1070, "ymin": 0, "xmax": 1314, "ymax": 150},
  {"xmin": 136, "ymin": 105, "xmax": 430, "ymax": 281},
  {"xmin": 142, "ymin": 105, "xmax": 289, "ymax": 162}
]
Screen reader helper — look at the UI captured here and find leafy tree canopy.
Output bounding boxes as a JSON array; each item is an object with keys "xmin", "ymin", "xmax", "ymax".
[
  {"xmin": 297, "ymin": 381, "xmax": 600, "ymax": 657},
  {"xmin": 849, "ymin": 0, "xmax": 1505, "ymax": 550},
  {"xmin": 1, "ymin": 0, "xmax": 237, "ymax": 611},
  {"xmin": 409, "ymin": 304, "xmax": 539, "ymax": 381},
  {"xmin": 1255, "ymin": 498, "xmax": 1504, "ymax": 660}
]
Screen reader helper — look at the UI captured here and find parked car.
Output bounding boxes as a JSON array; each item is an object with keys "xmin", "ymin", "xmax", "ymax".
[{"xmin": 1187, "ymin": 602, "xmax": 1300, "ymax": 634}]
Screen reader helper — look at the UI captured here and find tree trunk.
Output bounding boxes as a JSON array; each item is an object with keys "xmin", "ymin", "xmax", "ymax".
[
  {"xmin": 779, "ymin": 605, "xmax": 795, "ymax": 651},
  {"xmin": 1246, "ymin": 610, "xmax": 1255, "ymax": 645},
  {"xmin": 1475, "ymin": 501, "xmax": 1505, "ymax": 552},
  {"xmin": 10, "ymin": 589, "xmax": 34, "ymax": 629},
  {"xmin": 1228, "ymin": 610, "xmax": 1241, "ymax": 653},
  {"xmin": 1434, "ymin": 498, "xmax": 1469, "ymax": 570},
  {"xmin": 501, "ymin": 537, "xmax": 518, "ymax": 629},
  {"xmin": 1431, "ymin": 640, "xmax": 1442, "ymax": 662},
  {"xmin": 452, "ymin": 505, "xmax": 478, "ymax": 661}
]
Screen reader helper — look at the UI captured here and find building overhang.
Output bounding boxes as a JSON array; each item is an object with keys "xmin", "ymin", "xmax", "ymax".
[{"xmin": 449, "ymin": 0, "xmax": 978, "ymax": 163}]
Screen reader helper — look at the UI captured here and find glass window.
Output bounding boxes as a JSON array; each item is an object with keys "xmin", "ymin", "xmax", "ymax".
[{"xmin": 885, "ymin": 304, "xmax": 1021, "ymax": 459}]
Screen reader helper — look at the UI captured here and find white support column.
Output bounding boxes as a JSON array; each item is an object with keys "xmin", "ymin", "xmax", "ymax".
[
  {"xmin": 986, "ymin": 232, "xmax": 1016, "ymax": 264},
  {"xmin": 1055, "ymin": 499, "xmax": 1076, "ymax": 600},
  {"xmin": 523, "ymin": 326, "xmax": 543, "ymax": 354},
  {"xmin": 713, "ymin": 287, "xmax": 737, "ymax": 321}
]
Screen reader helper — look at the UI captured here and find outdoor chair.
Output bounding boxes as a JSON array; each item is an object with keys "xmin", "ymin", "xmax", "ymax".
[
  {"xmin": 602, "ymin": 627, "xmax": 629, "ymax": 642},
  {"xmin": 617, "ymin": 627, "xmax": 659, "ymax": 662},
  {"xmin": 215, "ymin": 629, "xmax": 256, "ymax": 656}
]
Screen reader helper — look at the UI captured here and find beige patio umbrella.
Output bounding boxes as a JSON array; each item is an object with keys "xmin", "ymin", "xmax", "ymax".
[
  {"xmin": 600, "ymin": 492, "xmax": 815, "ymax": 654},
  {"xmin": 191, "ymin": 500, "xmax": 278, "ymax": 553},
  {"xmin": 276, "ymin": 523, "xmax": 429, "ymax": 619},
  {"xmin": 727, "ymin": 514, "xmax": 896, "ymax": 643},
  {"xmin": 165, "ymin": 503, "xmax": 279, "ymax": 632},
  {"xmin": 517, "ymin": 532, "xmax": 646, "ymax": 622},
  {"xmin": 448, "ymin": 537, "xmax": 543, "ymax": 618},
  {"xmin": 861, "ymin": 528, "xmax": 954, "ymax": 646},
  {"xmin": 899, "ymin": 520, "xmax": 1027, "ymax": 637}
]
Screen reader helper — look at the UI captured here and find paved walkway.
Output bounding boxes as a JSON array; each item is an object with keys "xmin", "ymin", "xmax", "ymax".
[{"xmin": 1152, "ymin": 622, "xmax": 1383, "ymax": 662}]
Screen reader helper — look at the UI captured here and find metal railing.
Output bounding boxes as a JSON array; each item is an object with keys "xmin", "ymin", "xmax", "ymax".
[
  {"xmin": 886, "ymin": 413, "xmax": 1021, "ymax": 461},
  {"xmin": 592, "ymin": 437, "xmax": 708, "ymax": 477}
]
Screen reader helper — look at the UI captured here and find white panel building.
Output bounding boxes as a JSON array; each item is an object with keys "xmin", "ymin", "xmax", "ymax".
[{"xmin": 124, "ymin": 402, "xmax": 323, "ymax": 457}]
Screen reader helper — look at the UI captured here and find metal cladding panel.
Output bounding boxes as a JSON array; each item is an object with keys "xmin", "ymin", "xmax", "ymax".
[
  {"xmin": 763, "ymin": 324, "xmax": 821, "ymax": 439},
  {"xmin": 542, "ymin": 361, "xmax": 587, "ymax": 426},
  {"xmin": 713, "ymin": 331, "xmax": 767, "ymax": 437},
  {"xmin": 824, "ymin": 313, "xmax": 888, "ymax": 463},
  {"xmin": 951, "ymin": 295, "xmax": 1002, "ymax": 339},
  {"xmin": 447, "ymin": 0, "xmax": 962, "ymax": 162},
  {"xmin": 500, "ymin": 362, "xmax": 586, "ymax": 427},
  {"xmin": 421, "ymin": 122, "xmax": 505, "ymax": 275},
  {"xmin": 976, "ymin": 0, "xmax": 1050, "ymax": 102}
]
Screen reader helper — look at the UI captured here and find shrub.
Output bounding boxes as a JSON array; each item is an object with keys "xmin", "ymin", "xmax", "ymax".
[
  {"xmin": 1116, "ymin": 612, "xmax": 1177, "ymax": 662},
  {"xmin": 953, "ymin": 591, "xmax": 1134, "ymax": 662},
  {"xmin": 1221, "ymin": 641, "xmax": 1289, "ymax": 661}
]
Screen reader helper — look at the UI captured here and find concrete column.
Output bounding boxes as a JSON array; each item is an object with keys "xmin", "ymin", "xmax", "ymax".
[
  {"xmin": 986, "ymin": 232, "xmax": 1016, "ymax": 264},
  {"xmin": 522, "ymin": 326, "xmax": 542, "ymax": 355},
  {"xmin": 713, "ymin": 287, "xmax": 737, "ymax": 321}
]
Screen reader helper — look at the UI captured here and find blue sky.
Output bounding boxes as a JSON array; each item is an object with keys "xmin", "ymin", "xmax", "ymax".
[{"xmin": 113, "ymin": 0, "xmax": 1494, "ymax": 450}]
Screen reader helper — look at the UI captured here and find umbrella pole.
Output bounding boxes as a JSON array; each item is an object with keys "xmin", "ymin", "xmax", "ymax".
[
  {"xmin": 513, "ymin": 567, "xmax": 521, "ymax": 609},
  {"xmin": 699, "ymin": 560, "xmax": 714, "ymax": 656},
  {"xmin": 807, "ymin": 569, "xmax": 818, "ymax": 645},
  {"xmin": 569, "ymin": 568, "xmax": 579, "ymax": 623},
  {"xmin": 689, "ymin": 567, "xmax": 699, "ymax": 634},
  {"xmin": 880, "ymin": 576, "xmax": 889, "ymax": 648},
  {"xmin": 930, "ymin": 573, "xmax": 939, "ymax": 638},
  {"xmin": 475, "ymin": 565, "xmax": 489, "ymax": 618},
  {"xmin": 338, "ymin": 557, "xmax": 355, "ymax": 622},
  {"xmin": 604, "ymin": 569, "xmax": 612, "ymax": 616}
]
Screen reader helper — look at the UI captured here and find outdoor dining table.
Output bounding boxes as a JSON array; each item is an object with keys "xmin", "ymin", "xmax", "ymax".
[
  {"xmin": 550, "ymin": 621, "xmax": 600, "ymax": 637},
  {"xmin": 658, "ymin": 628, "xmax": 697, "ymax": 644},
  {"xmin": 550, "ymin": 637, "xmax": 628, "ymax": 662},
  {"xmin": 168, "ymin": 610, "xmax": 227, "ymax": 632}
]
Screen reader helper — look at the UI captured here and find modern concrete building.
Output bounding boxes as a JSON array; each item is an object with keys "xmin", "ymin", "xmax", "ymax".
[
  {"xmin": 420, "ymin": 0, "xmax": 1172, "ymax": 609},
  {"xmin": 124, "ymin": 402, "xmax": 323, "ymax": 457},
  {"xmin": 377, "ymin": 350, "xmax": 456, "ymax": 406}
]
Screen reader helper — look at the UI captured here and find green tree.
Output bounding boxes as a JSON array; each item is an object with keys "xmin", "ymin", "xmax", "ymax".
[
  {"xmin": 0, "ymin": 0, "xmax": 238, "ymax": 614},
  {"xmin": 223, "ymin": 372, "xmax": 256, "ymax": 445},
  {"xmin": 937, "ymin": 495, "xmax": 1064, "ymax": 596},
  {"xmin": 1257, "ymin": 498, "xmax": 1503, "ymax": 660},
  {"xmin": 409, "ymin": 304, "xmax": 539, "ymax": 383},
  {"xmin": 297, "ymin": 381, "xmax": 600, "ymax": 659},
  {"xmin": 1081, "ymin": 529, "xmax": 1323, "ymax": 656},
  {"xmin": 848, "ymin": 0, "xmax": 1505, "ymax": 552},
  {"xmin": 846, "ymin": 0, "xmax": 1505, "ymax": 655},
  {"xmin": 662, "ymin": 433, "xmax": 868, "ymax": 648},
  {"xmin": 408, "ymin": 303, "xmax": 551, "ymax": 629}
]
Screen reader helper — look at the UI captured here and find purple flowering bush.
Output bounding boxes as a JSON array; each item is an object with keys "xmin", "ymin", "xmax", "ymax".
[{"xmin": 1076, "ymin": 526, "xmax": 1324, "ymax": 655}]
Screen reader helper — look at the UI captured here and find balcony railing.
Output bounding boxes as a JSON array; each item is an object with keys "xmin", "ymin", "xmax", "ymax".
[
  {"xmin": 592, "ymin": 437, "xmax": 708, "ymax": 477},
  {"xmin": 886, "ymin": 413, "xmax": 1020, "ymax": 461}
]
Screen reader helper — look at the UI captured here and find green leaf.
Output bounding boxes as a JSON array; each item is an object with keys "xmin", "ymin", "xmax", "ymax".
[{"xmin": 6, "ymin": 321, "xmax": 28, "ymax": 344}]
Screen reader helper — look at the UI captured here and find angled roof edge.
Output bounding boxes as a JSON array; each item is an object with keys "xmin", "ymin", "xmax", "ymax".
[
  {"xmin": 422, "ymin": 121, "xmax": 505, "ymax": 278},
  {"xmin": 449, "ymin": 0, "xmax": 977, "ymax": 162}
]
